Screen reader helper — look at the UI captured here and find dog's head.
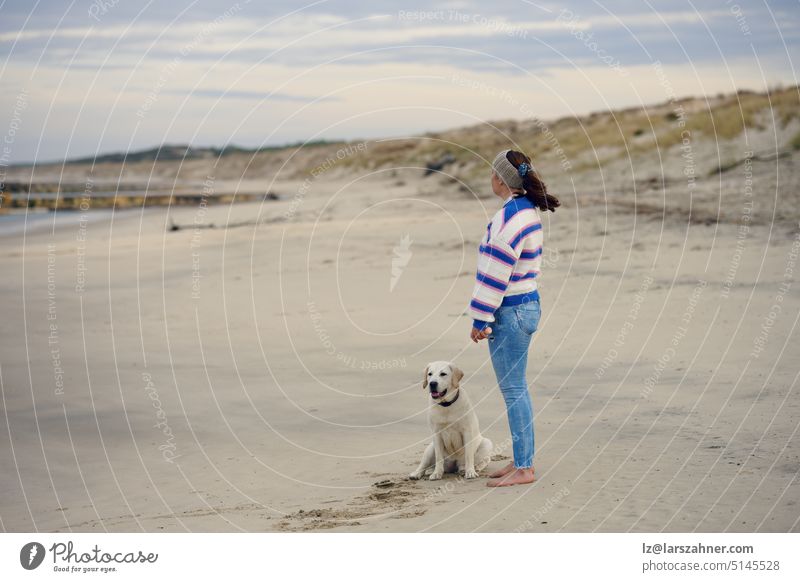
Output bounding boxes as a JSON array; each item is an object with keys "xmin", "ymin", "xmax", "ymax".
[{"xmin": 422, "ymin": 361, "xmax": 464, "ymax": 402}]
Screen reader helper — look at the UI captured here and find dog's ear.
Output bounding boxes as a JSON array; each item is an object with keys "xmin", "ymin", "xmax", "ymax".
[
  {"xmin": 452, "ymin": 366, "xmax": 464, "ymax": 388},
  {"xmin": 422, "ymin": 365, "xmax": 429, "ymax": 390}
]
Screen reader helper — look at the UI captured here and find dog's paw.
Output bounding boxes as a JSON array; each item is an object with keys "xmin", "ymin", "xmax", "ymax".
[
  {"xmin": 428, "ymin": 471, "xmax": 443, "ymax": 481},
  {"xmin": 463, "ymin": 468, "xmax": 478, "ymax": 479},
  {"xmin": 408, "ymin": 472, "xmax": 423, "ymax": 480}
]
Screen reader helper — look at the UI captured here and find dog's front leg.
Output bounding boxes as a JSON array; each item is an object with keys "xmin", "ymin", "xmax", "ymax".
[
  {"xmin": 409, "ymin": 442, "xmax": 435, "ymax": 480},
  {"xmin": 462, "ymin": 430, "xmax": 479, "ymax": 479},
  {"xmin": 429, "ymin": 432, "xmax": 445, "ymax": 480}
]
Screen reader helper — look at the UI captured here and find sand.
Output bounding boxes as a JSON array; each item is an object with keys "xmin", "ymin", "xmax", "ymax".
[{"xmin": 1, "ymin": 167, "xmax": 799, "ymax": 533}]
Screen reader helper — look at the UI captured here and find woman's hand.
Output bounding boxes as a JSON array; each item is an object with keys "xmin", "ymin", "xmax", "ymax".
[{"xmin": 471, "ymin": 326, "xmax": 492, "ymax": 343}]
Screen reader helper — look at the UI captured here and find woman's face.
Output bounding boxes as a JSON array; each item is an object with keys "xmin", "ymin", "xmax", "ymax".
[
  {"xmin": 491, "ymin": 170, "xmax": 524, "ymax": 199},
  {"xmin": 491, "ymin": 171, "xmax": 504, "ymax": 198}
]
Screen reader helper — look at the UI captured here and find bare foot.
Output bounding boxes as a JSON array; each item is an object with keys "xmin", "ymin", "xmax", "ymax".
[
  {"xmin": 486, "ymin": 468, "xmax": 536, "ymax": 487},
  {"xmin": 489, "ymin": 463, "xmax": 535, "ymax": 479},
  {"xmin": 488, "ymin": 462, "xmax": 514, "ymax": 478}
]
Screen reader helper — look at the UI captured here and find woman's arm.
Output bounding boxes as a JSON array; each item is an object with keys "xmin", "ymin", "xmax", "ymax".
[{"xmin": 469, "ymin": 237, "xmax": 518, "ymax": 333}]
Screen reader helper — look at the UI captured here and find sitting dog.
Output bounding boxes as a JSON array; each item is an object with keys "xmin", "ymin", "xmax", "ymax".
[{"xmin": 409, "ymin": 361, "xmax": 493, "ymax": 480}]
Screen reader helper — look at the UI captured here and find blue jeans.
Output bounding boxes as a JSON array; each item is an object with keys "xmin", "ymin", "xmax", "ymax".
[{"xmin": 488, "ymin": 297, "xmax": 541, "ymax": 469}]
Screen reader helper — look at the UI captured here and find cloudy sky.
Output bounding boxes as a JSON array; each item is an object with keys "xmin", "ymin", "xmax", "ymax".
[{"xmin": 0, "ymin": 0, "xmax": 797, "ymax": 162}]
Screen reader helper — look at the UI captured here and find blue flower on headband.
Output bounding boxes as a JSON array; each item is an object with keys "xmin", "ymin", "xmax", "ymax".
[{"xmin": 518, "ymin": 163, "xmax": 530, "ymax": 178}]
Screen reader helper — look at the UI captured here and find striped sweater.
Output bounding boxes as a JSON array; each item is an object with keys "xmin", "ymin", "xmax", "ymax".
[{"xmin": 469, "ymin": 195, "xmax": 543, "ymax": 330}]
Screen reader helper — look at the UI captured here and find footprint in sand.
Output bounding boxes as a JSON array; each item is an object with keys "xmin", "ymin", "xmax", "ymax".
[{"xmin": 276, "ymin": 478, "xmax": 425, "ymax": 532}]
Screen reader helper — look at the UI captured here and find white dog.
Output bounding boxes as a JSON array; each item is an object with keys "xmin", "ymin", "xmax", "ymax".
[{"xmin": 409, "ymin": 361, "xmax": 493, "ymax": 480}]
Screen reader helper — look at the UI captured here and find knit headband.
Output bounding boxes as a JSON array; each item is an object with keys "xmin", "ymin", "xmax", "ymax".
[{"xmin": 492, "ymin": 149, "xmax": 532, "ymax": 190}]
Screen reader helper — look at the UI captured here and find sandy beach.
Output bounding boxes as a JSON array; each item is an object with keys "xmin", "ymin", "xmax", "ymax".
[{"xmin": 2, "ymin": 143, "xmax": 799, "ymax": 532}]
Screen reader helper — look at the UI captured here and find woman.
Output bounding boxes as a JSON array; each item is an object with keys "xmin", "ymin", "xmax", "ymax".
[{"xmin": 469, "ymin": 149, "xmax": 560, "ymax": 487}]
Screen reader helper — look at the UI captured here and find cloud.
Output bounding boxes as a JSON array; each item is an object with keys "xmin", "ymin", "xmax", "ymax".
[
  {"xmin": 161, "ymin": 88, "xmax": 340, "ymax": 102},
  {"xmin": 0, "ymin": 0, "xmax": 796, "ymax": 161}
]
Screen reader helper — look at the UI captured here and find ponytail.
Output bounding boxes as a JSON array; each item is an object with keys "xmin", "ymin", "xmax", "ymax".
[{"xmin": 506, "ymin": 150, "xmax": 560, "ymax": 212}]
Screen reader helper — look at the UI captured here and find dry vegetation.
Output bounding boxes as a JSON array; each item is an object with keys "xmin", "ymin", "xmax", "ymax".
[{"xmin": 3, "ymin": 86, "xmax": 798, "ymax": 225}]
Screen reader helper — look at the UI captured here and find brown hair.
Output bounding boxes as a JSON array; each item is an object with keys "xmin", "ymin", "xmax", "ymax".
[{"xmin": 506, "ymin": 150, "xmax": 560, "ymax": 212}]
